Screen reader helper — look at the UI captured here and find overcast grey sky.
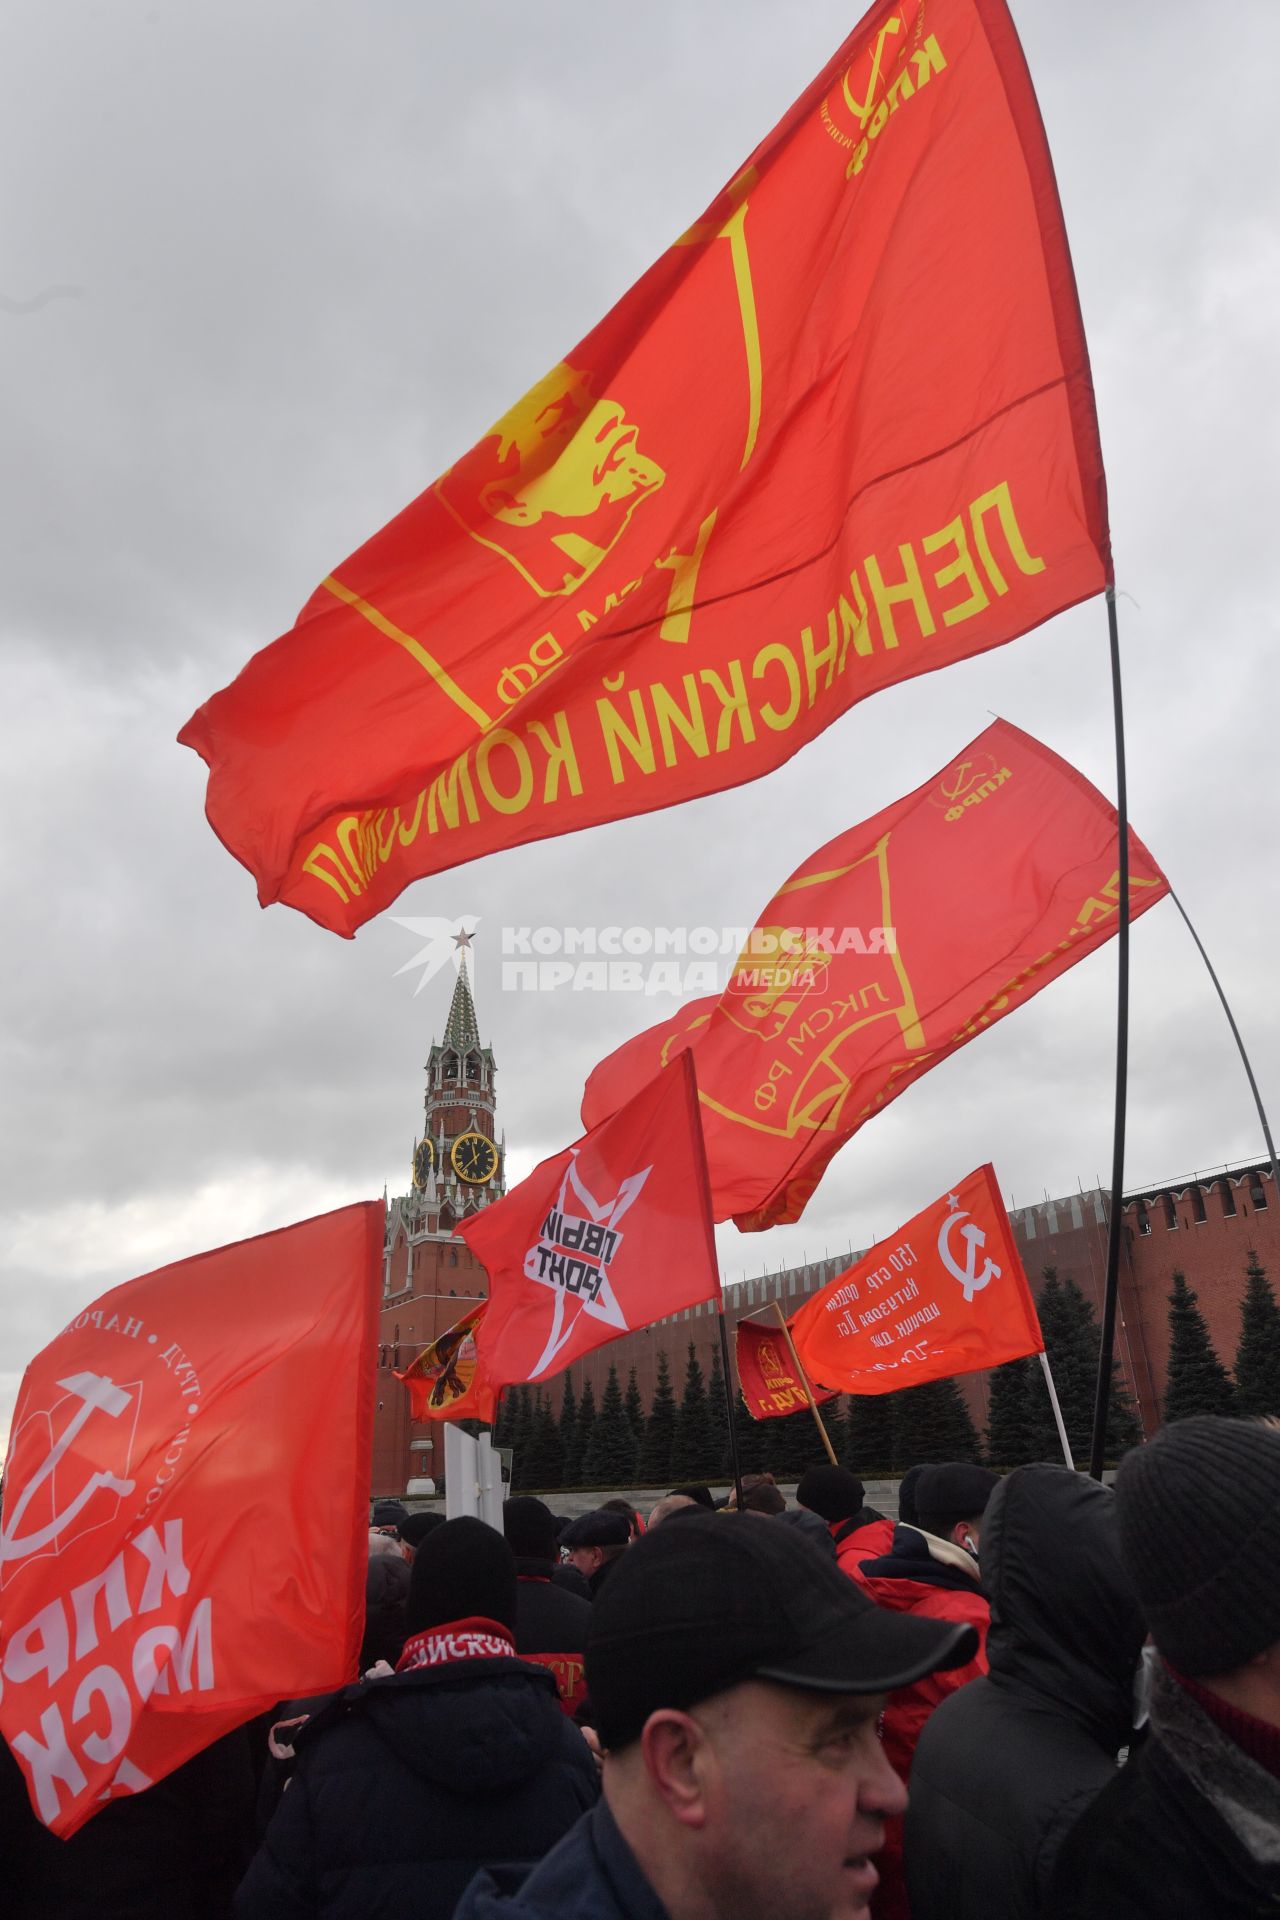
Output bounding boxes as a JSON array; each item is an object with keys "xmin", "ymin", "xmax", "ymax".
[{"xmin": 3, "ymin": 1, "xmax": 1278, "ymax": 1451}]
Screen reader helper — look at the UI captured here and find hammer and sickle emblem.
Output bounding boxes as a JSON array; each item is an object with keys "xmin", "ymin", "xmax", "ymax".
[{"xmin": 937, "ymin": 1209, "xmax": 1000, "ymax": 1305}]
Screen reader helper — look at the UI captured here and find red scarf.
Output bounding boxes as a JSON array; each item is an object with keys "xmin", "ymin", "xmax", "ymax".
[
  {"xmin": 1171, "ymin": 1665, "xmax": 1280, "ymax": 1781},
  {"xmin": 395, "ymin": 1615, "xmax": 515, "ymax": 1672}
]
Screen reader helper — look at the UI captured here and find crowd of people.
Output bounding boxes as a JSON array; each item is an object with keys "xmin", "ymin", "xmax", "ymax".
[{"xmin": 4, "ymin": 1414, "xmax": 1279, "ymax": 1917}]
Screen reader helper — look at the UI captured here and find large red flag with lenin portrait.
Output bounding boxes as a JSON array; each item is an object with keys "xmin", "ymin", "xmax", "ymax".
[
  {"xmin": 788, "ymin": 1165, "xmax": 1041, "ymax": 1393},
  {"xmin": 0, "ymin": 1202, "xmax": 381, "ymax": 1837},
  {"xmin": 582, "ymin": 721, "xmax": 1168, "ymax": 1229},
  {"xmin": 459, "ymin": 1053, "xmax": 719, "ymax": 1386},
  {"xmin": 180, "ymin": 0, "xmax": 1110, "ymax": 936}
]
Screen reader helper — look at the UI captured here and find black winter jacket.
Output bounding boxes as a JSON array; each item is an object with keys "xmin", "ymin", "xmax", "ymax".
[
  {"xmin": 456, "ymin": 1798, "xmax": 670, "ymax": 1920},
  {"xmin": 1, "ymin": 1724, "xmax": 256, "ymax": 1919},
  {"xmin": 1044, "ymin": 1658, "xmax": 1280, "ymax": 1920},
  {"xmin": 514, "ymin": 1562, "xmax": 593, "ymax": 1713},
  {"xmin": 904, "ymin": 1464, "xmax": 1146, "ymax": 1920},
  {"xmin": 234, "ymin": 1651, "xmax": 599, "ymax": 1920}
]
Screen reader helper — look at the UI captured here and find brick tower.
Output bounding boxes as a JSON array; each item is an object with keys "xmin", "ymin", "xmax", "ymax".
[{"xmin": 373, "ymin": 938, "xmax": 505, "ymax": 1495}]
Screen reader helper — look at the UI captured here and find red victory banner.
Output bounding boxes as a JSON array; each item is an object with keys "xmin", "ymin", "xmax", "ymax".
[
  {"xmin": 582, "ymin": 720, "xmax": 1168, "ymax": 1229},
  {"xmin": 0, "ymin": 1202, "xmax": 381, "ymax": 1837},
  {"xmin": 459, "ymin": 1053, "xmax": 719, "ymax": 1386},
  {"xmin": 736, "ymin": 1315, "xmax": 838, "ymax": 1420},
  {"xmin": 181, "ymin": 0, "xmax": 1109, "ymax": 936},
  {"xmin": 395, "ymin": 1300, "xmax": 498, "ymax": 1424},
  {"xmin": 788, "ymin": 1164, "xmax": 1042, "ymax": 1392}
]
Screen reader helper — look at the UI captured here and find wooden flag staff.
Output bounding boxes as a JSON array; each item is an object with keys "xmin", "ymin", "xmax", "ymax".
[{"xmin": 769, "ymin": 1301, "xmax": 839, "ymax": 1468}]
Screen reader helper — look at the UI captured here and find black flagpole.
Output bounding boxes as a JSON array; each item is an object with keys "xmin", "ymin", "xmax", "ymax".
[
  {"xmin": 1170, "ymin": 888, "xmax": 1280, "ymax": 1197},
  {"xmin": 717, "ymin": 1302, "xmax": 746, "ymax": 1512},
  {"xmin": 1089, "ymin": 585, "xmax": 1130, "ymax": 1481}
]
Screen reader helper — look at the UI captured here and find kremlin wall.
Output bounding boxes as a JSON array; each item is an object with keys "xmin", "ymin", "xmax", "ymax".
[{"xmin": 372, "ymin": 962, "xmax": 1278, "ymax": 1496}]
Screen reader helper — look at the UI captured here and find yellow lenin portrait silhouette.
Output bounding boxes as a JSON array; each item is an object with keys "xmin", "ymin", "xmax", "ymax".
[{"xmin": 437, "ymin": 361, "xmax": 665, "ymax": 598}]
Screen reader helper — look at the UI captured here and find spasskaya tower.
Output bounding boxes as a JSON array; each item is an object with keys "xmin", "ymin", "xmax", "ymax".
[{"xmin": 373, "ymin": 935, "xmax": 506, "ymax": 1495}]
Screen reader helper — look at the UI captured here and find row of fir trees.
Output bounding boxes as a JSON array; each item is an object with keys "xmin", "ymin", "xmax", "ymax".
[{"xmin": 487, "ymin": 1252, "xmax": 1280, "ymax": 1490}]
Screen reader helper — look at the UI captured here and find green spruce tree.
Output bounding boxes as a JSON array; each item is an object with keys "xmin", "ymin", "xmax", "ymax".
[
  {"xmin": 1027, "ymin": 1271, "xmax": 1140, "ymax": 1462},
  {"xmin": 844, "ymin": 1394, "xmax": 895, "ymax": 1478},
  {"xmin": 729, "ymin": 1385, "xmax": 768, "ymax": 1477},
  {"xmin": 985, "ymin": 1357, "xmax": 1041, "ymax": 1467},
  {"xmin": 557, "ymin": 1375, "xmax": 580, "ymax": 1488},
  {"xmin": 492, "ymin": 1387, "xmax": 516, "ymax": 1454},
  {"xmin": 624, "ymin": 1366, "xmax": 647, "ymax": 1447},
  {"xmin": 1234, "ymin": 1250, "xmax": 1280, "ymax": 1418},
  {"xmin": 508, "ymin": 1383, "xmax": 534, "ymax": 1488},
  {"xmin": 583, "ymin": 1364, "xmax": 640, "ymax": 1487},
  {"xmin": 671, "ymin": 1343, "xmax": 719, "ymax": 1483},
  {"xmin": 1164, "ymin": 1270, "xmax": 1236, "ymax": 1421},
  {"xmin": 523, "ymin": 1393, "xmax": 566, "ymax": 1489},
  {"xmin": 570, "ymin": 1377, "xmax": 597, "ymax": 1485},
  {"xmin": 891, "ymin": 1378, "xmax": 982, "ymax": 1469},
  {"xmin": 706, "ymin": 1342, "xmax": 731, "ymax": 1478},
  {"xmin": 639, "ymin": 1350, "xmax": 678, "ymax": 1483}
]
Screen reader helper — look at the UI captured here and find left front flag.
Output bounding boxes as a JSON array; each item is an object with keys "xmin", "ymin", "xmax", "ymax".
[
  {"xmin": 181, "ymin": 0, "xmax": 1108, "ymax": 935},
  {"xmin": 395, "ymin": 1301, "xmax": 498, "ymax": 1424},
  {"xmin": 0, "ymin": 1202, "xmax": 381, "ymax": 1837},
  {"xmin": 458, "ymin": 1053, "xmax": 719, "ymax": 1386}
]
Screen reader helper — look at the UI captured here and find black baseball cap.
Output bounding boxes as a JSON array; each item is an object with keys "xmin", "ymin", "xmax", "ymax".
[
  {"xmin": 586, "ymin": 1510, "xmax": 978, "ymax": 1750},
  {"xmin": 561, "ymin": 1508, "xmax": 632, "ymax": 1549}
]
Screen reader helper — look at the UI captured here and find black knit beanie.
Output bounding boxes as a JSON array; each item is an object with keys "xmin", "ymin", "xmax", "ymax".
[
  {"xmin": 796, "ymin": 1465, "xmax": 866, "ymax": 1523},
  {"xmin": 406, "ymin": 1516, "xmax": 518, "ymax": 1637},
  {"xmin": 1116, "ymin": 1416, "xmax": 1280, "ymax": 1676},
  {"xmin": 503, "ymin": 1495, "xmax": 559, "ymax": 1562},
  {"xmin": 897, "ymin": 1464, "xmax": 927, "ymax": 1527}
]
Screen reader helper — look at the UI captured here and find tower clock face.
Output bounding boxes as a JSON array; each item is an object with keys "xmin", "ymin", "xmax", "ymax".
[
  {"xmin": 412, "ymin": 1139, "xmax": 435, "ymax": 1189},
  {"xmin": 451, "ymin": 1130, "xmax": 498, "ymax": 1185}
]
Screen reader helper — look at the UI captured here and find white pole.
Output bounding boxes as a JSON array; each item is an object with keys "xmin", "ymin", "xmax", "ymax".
[
  {"xmin": 1038, "ymin": 1351, "xmax": 1075, "ymax": 1470},
  {"xmin": 444, "ymin": 1423, "xmax": 479, "ymax": 1519}
]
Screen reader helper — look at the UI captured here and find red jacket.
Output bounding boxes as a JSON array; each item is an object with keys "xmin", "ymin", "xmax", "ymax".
[
  {"xmin": 857, "ymin": 1526, "xmax": 990, "ymax": 1920},
  {"xmin": 831, "ymin": 1509, "xmax": 896, "ymax": 1578}
]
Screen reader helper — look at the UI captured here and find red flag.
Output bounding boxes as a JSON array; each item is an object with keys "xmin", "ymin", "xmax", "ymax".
[
  {"xmin": 458, "ymin": 1054, "xmax": 719, "ymax": 1385},
  {"xmin": 395, "ymin": 1301, "xmax": 498, "ymax": 1424},
  {"xmin": 788, "ymin": 1165, "xmax": 1042, "ymax": 1391},
  {"xmin": 0, "ymin": 1203, "xmax": 380, "ymax": 1837},
  {"xmin": 735, "ymin": 1316, "xmax": 837, "ymax": 1420},
  {"xmin": 180, "ymin": 0, "xmax": 1108, "ymax": 936},
  {"xmin": 582, "ymin": 720, "xmax": 1168, "ymax": 1229}
]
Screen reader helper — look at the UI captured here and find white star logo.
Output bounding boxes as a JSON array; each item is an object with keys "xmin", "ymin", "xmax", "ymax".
[{"xmin": 390, "ymin": 917, "xmax": 481, "ymax": 995}]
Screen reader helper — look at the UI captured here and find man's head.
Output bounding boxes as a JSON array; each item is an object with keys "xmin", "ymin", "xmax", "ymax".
[
  {"xmin": 561, "ymin": 1507, "xmax": 632, "ymax": 1581},
  {"xmin": 740, "ymin": 1482, "xmax": 787, "ymax": 1516},
  {"xmin": 913, "ymin": 1464, "xmax": 1000, "ymax": 1555},
  {"xmin": 649, "ymin": 1493, "xmax": 700, "ymax": 1528},
  {"xmin": 602, "ymin": 1496, "xmax": 645, "ymax": 1539},
  {"xmin": 503, "ymin": 1495, "xmax": 559, "ymax": 1564},
  {"xmin": 1117, "ymin": 1415, "xmax": 1280, "ymax": 1720},
  {"xmin": 797, "ymin": 1465, "xmax": 866, "ymax": 1525},
  {"xmin": 586, "ymin": 1511, "xmax": 978, "ymax": 1920},
  {"xmin": 371, "ymin": 1498, "xmax": 410, "ymax": 1537},
  {"xmin": 671, "ymin": 1484, "xmax": 716, "ymax": 1511},
  {"xmin": 406, "ymin": 1514, "xmax": 517, "ymax": 1638}
]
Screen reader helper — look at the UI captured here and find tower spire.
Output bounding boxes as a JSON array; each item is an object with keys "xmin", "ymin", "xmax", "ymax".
[{"xmin": 442, "ymin": 931, "xmax": 480, "ymax": 1052}]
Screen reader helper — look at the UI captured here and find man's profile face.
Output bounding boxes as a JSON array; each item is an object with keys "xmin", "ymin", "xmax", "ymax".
[
  {"xmin": 569, "ymin": 1544, "xmax": 603, "ymax": 1579},
  {"xmin": 693, "ymin": 1680, "xmax": 906, "ymax": 1920}
]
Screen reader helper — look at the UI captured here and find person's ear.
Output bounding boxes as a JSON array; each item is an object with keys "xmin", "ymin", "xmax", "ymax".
[{"xmin": 639, "ymin": 1710, "xmax": 713, "ymax": 1829}]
